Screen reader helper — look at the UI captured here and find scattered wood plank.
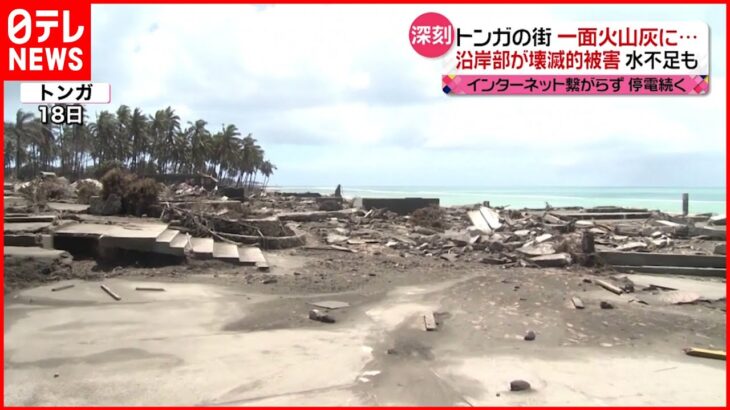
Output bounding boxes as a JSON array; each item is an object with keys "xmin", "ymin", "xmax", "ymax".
[
  {"xmin": 423, "ymin": 312, "xmax": 437, "ymax": 331},
  {"xmin": 301, "ymin": 245, "xmax": 355, "ymax": 253},
  {"xmin": 571, "ymin": 296, "xmax": 585, "ymax": 309},
  {"xmin": 530, "ymin": 253, "xmax": 572, "ymax": 267},
  {"xmin": 684, "ymin": 347, "xmax": 726, "ymax": 360},
  {"xmin": 329, "ymin": 244, "xmax": 354, "ymax": 253},
  {"xmin": 308, "ymin": 300, "xmax": 350, "ymax": 309},
  {"xmin": 596, "ymin": 279, "xmax": 623, "ymax": 295},
  {"xmin": 440, "ymin": 253, "xmax": 458, "ymax": 263},
  {"xmin": 51, "ymin": 284, "xmax": 75, "ymax": 292},
  {"xmin": 100, "ymin": 284, "xmax": 121, "ymax": 301},
  {"xmin": 135, "ymin": 287, "xmax": 165, "ymax": 292}
]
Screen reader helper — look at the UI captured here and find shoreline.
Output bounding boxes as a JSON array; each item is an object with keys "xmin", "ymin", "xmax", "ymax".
[{"xmin": 268, "ymin": 186, "xmax": 727, "ymax": 215}]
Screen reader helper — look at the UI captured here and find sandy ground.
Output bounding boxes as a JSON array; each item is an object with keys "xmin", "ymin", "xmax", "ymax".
[{"xmin": 4, "ymin": 248, "xmax": 727, "ymax": 406}]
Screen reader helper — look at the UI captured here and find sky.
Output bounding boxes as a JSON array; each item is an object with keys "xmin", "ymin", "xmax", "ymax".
[{"xmin": 3, "ymin": 4, "xmax": 727, "ymax": 187}]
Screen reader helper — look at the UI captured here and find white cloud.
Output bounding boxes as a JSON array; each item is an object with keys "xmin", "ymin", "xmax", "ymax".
[{"xmin": 4, "ymin": 4, "xmax": 726, "ymax": 186}]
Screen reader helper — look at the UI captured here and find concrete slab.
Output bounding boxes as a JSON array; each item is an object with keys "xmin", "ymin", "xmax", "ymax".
[
  {"xmin": 54, "ymin": 222, "xmax": 170, "ymax": 254},
  {"xmin": 190, "ymin": 237, "xmax": 214, "ymax": 256},
  {"xmin": 554, "ymin": 211, "xmax": 652, "ymax": 220},
  {"xmin": 467, "ymin": 210, "xmax": 491, "ymax": 234},
  {"xmin": 691, "ymin": 225, "xmax": 726, "ymax": 240},
  {"xmin": 55, "ymin": 222, "xmax": 169, "ymax": 239},
  {"xmin": 238, "ymin": 246, "xmax": 269, "ymax": 270},
  {"xmin": 612, "ymin": 265, "xmax": 726, "ymax": 277},
  {"xmin": 3, "ymin": 196, "xmax": 28, "ymax": 208},
  {"xmin": 153, "ymin": 230, "xmax": 185, "ymax": 257},
  {"xmin": 598, "ymin": 251, "xmax": 725, "ymax": 269},
  {"xmin": 47, "ymin": 202, "xmax": 90, "ymax": 213},
  {"xmin": 5, "ymin": 214, "xmax": 56, "ymax": 223},
  {"xmin": 4, "ymin": 234, "xmax": 38, "ymax": 247},
  {"xmin": 4, "ymin": 246, "xmax": 69, "ymax": 260},
  {"xmin": 359, "ymin": 198, "xmax": 439, "ymax": 215},
  {"xmin": 4, "ymin": 222, "xmax": 52, "ymax": 233},
  {"xmin": 169, "ymin": 233, "xmax": 190, "ymax": 250},
  {"xmin": 624, "ymin": 274, "xmax": 726, "ymax": 300},
  {"xmin": 529, "ymin": 253, "xmax": 572, "ymax": 267},
  {"xmin": 238, "ymin": 246, "xmax": 265, "ymax": 265},
  {"xmin": 479, "ymin": 207, "xmax": 502, "ymax": 230},
  {"xmin": 213, "ymin": 242, "xmax": 239, "ymax": 260},
  {"xmin": 156, "ymin": 229, "xmax": 180, "ymax": 244}
]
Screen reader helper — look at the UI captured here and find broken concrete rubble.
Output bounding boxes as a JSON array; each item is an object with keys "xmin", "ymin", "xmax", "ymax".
[
  {"xmin": 529, "ymin": 253, "xmax": 572, "ymax": 267},
  {"xmin": 308, "ymin": 309, "xmax": 335, "ymax": 323},
  {"xmin": 5, "ymin": 181, "xmax": 726, "ymax": 291}
]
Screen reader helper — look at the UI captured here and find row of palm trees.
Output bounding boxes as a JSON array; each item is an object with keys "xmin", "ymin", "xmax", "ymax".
[{"xmin": 4, "ymin": 106, "xmax": 276, "ymax": 189}]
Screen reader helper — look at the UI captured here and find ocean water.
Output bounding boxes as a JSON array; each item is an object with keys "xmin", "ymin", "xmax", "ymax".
[{"xmin": 273, "ymin": 186, "xmax": 726, "ymax": 215}]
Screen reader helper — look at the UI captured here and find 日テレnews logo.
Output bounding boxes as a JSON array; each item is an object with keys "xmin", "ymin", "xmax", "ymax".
[{"xmin": 2, "ymin": 0, "xmax": 91, "ymax": 80}]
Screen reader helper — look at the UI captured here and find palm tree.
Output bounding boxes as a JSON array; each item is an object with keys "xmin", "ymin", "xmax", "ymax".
[
  {"xmin": 260, "ymin": 160, "xmax": 276, "ymax": 190},
  {"xmin": 3, "ymin": 104, "xmax": 275, "ymax": 187},
  {"xmin": 211, "ymin": 124, "xmax": 241, "ymax": 180},
  {"xmin": 7, "ymin": 109, "xmax": 35, "ymax": 178},
  {"xmin": 4, "ymin": 122, "xmax": 16, "ymax": 173},
  {"xmin": 188, "ymin": 119, "xmax": 211, "ymax": 173},
  {"xmin": 89, "ymin": 110, "xmax": 117, "ymax": 166},
  {"xmin": 129, "ymin": 108, "xmax": 148, "ymax": 171},
  {"xmin": 240, "ymin": 134, "xmax": 263, "ymax": 189},
  {"xmin": 115, "ymin": 105, "xmax": 132, "ymax": 165},
  {"xmin": 160, "ymin": 107, "xmax": 181, "ymax": 173}
]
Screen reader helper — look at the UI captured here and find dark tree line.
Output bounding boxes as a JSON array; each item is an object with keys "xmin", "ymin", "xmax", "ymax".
[{"xmin": 4, "ymin": 106, "xmax": 276, "ymax": 188}]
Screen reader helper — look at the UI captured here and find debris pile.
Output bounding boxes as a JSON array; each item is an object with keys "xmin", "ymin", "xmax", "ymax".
[{"xmin": 291, "ymin": 201, "xmax": 725, "ymax": 277}]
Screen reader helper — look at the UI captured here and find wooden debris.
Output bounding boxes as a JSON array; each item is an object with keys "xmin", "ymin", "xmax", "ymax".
[
  {"xmin": 684, "ymin": 347, "xmax": 726, "ymax": 360},
  {"xmin": 51, "ymin": 284, "xmax": 75, "ymax": 292},
  {"xmin": 571, "ymin": 296, "xmax": 585, "ymax": 309},
  {"xmin": 301, "ymin": 245, "xmax": 355, "ymax": 253},
  {"xmin": 328, "ymin": 244, "xmax": 354, "ymax": 253},
  {"xmin": 529, "ymin": 252, "xmax": 571, "ymax": 267},
  {"xmin": 309, "ymin": 300, "xmax": 350, "ymax": 309},
  {"xmin": 100, "ymin": 284, "xmax": 121, "ymax": 301},
  {"xmin": 135, "ymin": 287, "xmax": 165, "ymax": 292},
  {"xmin": 308, "ymin": 309, "xmax": 335, "ymax": 323},
  {"xmin": 440, "ymin": 253, "xmax": 458, "ymax": 263},
  {"xmin": 510, "ymin": 380, "xmax": 531, "ymax": 391},
  {"xmin": 596, "ymin": 279, "xmax": 623, "ymax": 295},
  {"xmin": 423, "ymin": 312, "xmax": 438, "ymax": 331}
]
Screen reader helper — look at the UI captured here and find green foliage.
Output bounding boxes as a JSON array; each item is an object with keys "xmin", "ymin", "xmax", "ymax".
[
  {"xmin": 94, "ymin": 160, "xmax": 125, "ymax": 179},
  {"xmin": 125, "ymin": 177, "xmax": 161, "ymax": 216},
  {"xmin": 16, "ymin": 177, "xmax": 72, "ymax": 206},
  {"xmin": 411, "ymin": 206, "xmax": 448, "ymax": 230},
  {"xmin": 100, "ymin": 167, "xmax": 160, "ymax": 215},
  {"xmin": 100, "ymin": 168, "xmax": 133, "ymax": 200},
  {"xmin": 76, "ymin": 180, "xmax": 101, "ymax": 204}
]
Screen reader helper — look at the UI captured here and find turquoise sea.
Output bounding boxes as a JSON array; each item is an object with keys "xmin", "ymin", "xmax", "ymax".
[{"xmin": 273, "ymin": 186, "xmax": 726, "ymax": 215}]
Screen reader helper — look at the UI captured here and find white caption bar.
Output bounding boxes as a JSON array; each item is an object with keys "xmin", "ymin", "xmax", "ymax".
[{"xmin": 20, "ymin": 82, "xmax": 111, "ymax": 104}]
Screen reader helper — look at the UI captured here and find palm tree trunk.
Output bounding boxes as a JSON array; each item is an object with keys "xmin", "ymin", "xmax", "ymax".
[{"xmin": 15, "ymin": 132, "xmax": 21, "ymax": 179}]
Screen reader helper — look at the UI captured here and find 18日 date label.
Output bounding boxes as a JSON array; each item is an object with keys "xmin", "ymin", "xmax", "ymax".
[{"xmin": 38, "ymin": 104, "xmax": 84, "ymax": 125}]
